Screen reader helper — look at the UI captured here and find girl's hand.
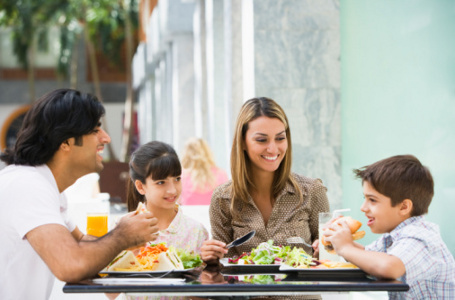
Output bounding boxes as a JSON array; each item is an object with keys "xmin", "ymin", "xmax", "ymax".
[{"xmin": 200, "ymin": 239, "xmax": 228, "ymax": 264}]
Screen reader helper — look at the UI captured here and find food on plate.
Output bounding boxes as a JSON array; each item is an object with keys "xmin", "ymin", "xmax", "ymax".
[
  {"xmin": 284, "ymin": 247, "xmax": 317, "ymax": 269},
  {"xmin": 226, "ymin": 240, "xmax": 361, "ymax": 270},
  {"xmin": 228, "ymin": 240, "xmax": 289, "ymax": 265},
  {"xmin": 135, "ymin": 243, "xmax": 169, "ymax": 269},
  {"xmin": 152, "ymin": 248, "xmax": 184, "ymax": 271},
  {"xmin": 228, "ymin": 240, "xmax": 317, "ymax": 268},
  {"xmin": 313, "ymin": 259, "xmax": 359, "ymax": 269},
  {"xmin": 104, "ymin": 243, "xmax": 204, "ymax": 272},
  {"xmin": 106, "ymin": 250, "xmax": 140, "ymax": 271},
  {"xmin": 321, "ymin": 216, "xmax": 365, "ymax": 254},
  {"xmin": 176, "ymin": 248, "xmax": 204, "ymax": 269}
]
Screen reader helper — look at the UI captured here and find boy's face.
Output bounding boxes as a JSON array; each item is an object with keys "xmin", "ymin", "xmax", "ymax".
[{"xmin": 360, "ymin": 181, "xmax": 406, "ymax": 234}]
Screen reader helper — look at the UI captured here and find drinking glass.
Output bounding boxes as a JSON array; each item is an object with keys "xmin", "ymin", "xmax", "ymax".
[
  {"xmin": 86, "ymin": 201, "xmax": 109, "ymax": 237},
  {"xmin": 87, "ymin": 214, "xmax": 108, "ymax": 237},
  {"xmin": 318, "ymin": 212, "xmax": 342, "ymax": 261}
]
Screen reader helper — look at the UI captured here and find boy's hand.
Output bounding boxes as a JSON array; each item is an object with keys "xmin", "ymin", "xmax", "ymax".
[{"xmin": 323, "ymin": 219, "xmax": 355, "ymax": 256}]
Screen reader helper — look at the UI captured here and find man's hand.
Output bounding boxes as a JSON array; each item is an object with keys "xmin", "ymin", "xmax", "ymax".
[
  {"xmin": 111, "ymin": 211, "xmax": 159, "ymax": 250},
  {"xmin": 26, "ymin": 210, "xmax": 159, "ymax": 283}
]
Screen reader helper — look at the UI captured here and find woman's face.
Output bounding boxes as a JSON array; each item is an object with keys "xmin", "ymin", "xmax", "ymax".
[
  {"xmin": 244, "ymin": 116, "xmax": 288, "ymax": 175},
  {"xmin": 135, "ymin": 175, "xmax": 182, "ymax": 210}
]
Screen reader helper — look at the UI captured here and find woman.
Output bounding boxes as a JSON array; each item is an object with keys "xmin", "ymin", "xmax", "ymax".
[
  {"xmin": 200, "ymin": 97, "xmax": 330, "ymax": 263},
  {"xmin": 180, "ymin": 137, "xmax": 228, "ymax": 205}
]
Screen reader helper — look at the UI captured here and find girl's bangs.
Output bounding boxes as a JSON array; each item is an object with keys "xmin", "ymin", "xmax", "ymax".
[{"xmin": 149, "ymin": 154, "xmax": 182, "ymax": 180}]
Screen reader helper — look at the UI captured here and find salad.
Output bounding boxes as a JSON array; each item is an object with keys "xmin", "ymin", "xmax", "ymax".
[
  {"xmin": 174, "ymin": 247, "xmax": 204, "ymax": 269},
  {"xmin": 228, "ymin": 240, "xmax": 317, "ymax": 268}
]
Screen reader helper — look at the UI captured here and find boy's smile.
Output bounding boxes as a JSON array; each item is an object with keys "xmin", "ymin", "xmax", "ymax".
[{"xmin": 360, "ymin": 181, "xmax": 409, "ymax": 234}]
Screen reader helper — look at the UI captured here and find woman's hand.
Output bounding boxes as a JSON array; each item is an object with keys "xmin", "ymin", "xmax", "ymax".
[
  {"xmin": 312, "ymin": 239, "xmax": 320, "ymax": 259},
  {"xmin": 200, "ymin": 239, "xmax": 228, "ymax": 264}
]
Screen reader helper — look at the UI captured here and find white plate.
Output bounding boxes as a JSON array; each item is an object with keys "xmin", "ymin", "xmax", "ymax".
[
  {"xmin": 99, "ymin": 268, "xmax": 194, "ymax": 276},
  {"xmin": 279, "ymin": 263, "xmax": 363, "ymax": 272},
  {"xmin": 220, "ymin": 258, "xmax": 280, "ymax": 272},
  {"xmin": 92, "ymin": 277, "xmax": 185, "ymax": 285},
  {"xmin": 278, "ymin": 263, "xmax": 368, "ymax": 278}
]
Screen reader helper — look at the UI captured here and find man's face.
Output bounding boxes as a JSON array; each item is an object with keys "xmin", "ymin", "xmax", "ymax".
[{"xmin": 70, "ymin": 125, "xmax": 111, "ymax": 175}]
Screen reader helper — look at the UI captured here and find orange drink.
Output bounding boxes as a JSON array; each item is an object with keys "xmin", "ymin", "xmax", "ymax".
[{"xmin": 86, "ymin": 214, "xmax": 108, "ymax": 237}]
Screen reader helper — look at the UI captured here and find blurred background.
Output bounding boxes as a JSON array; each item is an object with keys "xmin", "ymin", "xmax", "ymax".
[{"xmin": 1, "ymin": 0, "xmax": 454, "ymax": 260}]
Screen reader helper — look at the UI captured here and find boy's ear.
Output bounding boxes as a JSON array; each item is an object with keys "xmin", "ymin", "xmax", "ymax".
[{"xmin": 399, "ymin": 199, "xmax": 413, "ymax": 216}]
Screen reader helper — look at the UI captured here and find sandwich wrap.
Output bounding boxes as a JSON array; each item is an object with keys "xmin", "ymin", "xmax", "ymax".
[
  {"xmin": 106, "ymin": 250, "xmax": 140, "ymax": 271},
  {"xmin": 152, "ymin": 248, "xmax": 184, "ymax": 271}
]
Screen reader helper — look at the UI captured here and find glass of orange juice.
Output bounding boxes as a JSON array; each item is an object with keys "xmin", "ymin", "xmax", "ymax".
[
  {"xmin": 86, "ymin": 213, "xmax": 108, "ymax": 237},
  {"xmin": 86, "ymin": 200, "xmax": 109, "ymax": 237}
]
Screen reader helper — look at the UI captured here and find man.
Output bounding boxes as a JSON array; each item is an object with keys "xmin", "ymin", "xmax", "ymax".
[{"xmin": 0, "ymin": 89, "xmax": 159, "ymax": 300}]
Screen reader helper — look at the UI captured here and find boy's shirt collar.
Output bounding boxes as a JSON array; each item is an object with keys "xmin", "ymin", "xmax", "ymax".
[{"xmin": 383, "ymin": 215, "xmax": 423, "ymax": 243}]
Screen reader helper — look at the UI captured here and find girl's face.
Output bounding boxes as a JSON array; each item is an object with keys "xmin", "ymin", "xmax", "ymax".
[
  {"xmin": 135, "ymin": 175, "xmax": 182, "ymax": 210},
  {"xmin": 244, "ymin": 116, "xmax": 288, "ymax": 175}
]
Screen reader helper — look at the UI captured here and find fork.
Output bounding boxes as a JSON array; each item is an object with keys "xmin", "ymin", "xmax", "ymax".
[{"xmin": 286, "ymin": 237, "xmax": 312, "ymax": 248}]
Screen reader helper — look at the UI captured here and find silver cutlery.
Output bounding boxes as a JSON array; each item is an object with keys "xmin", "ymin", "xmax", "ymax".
[
  {"xmin": 286, "ymin": 236, "xmax": 312, "ymax": 248},
  {"xmin": 226, "ymin": 230, "xmax": 256, "ymax": 249}
]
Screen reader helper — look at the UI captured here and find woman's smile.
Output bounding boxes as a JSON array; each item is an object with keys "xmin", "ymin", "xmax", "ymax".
[{"xmin": 262, "ymin": 154, "xmax": 279, "ymax": 161}]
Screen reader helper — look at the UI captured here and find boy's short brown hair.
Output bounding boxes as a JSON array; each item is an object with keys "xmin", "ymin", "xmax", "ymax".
[{"xmin": 353, "ymin": 155, "xmax": 434, "ymax": 216}]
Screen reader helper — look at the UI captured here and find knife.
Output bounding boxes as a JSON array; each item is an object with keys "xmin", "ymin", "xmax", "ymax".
[{"xmin": 226, "ymin": 230, "xmax": 256, "ymax": 249}]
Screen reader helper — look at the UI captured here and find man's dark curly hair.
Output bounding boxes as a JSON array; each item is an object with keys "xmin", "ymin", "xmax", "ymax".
[{"xmin": 0, "ymin": 89, "xmax": 105, "ymax": 166}]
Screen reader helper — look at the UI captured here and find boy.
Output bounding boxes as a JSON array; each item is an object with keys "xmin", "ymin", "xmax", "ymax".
[{"xmin": 324, "ymin": 155, "xmax": 455, "ymax": 299}]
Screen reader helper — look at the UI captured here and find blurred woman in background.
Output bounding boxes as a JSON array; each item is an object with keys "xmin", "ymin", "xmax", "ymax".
[{"xmin": 180, "ymin": 138, "xmax": 228, "ymax": 206}]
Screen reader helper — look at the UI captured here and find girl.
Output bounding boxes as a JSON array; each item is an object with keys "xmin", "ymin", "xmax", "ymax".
[{"xmin": 127, "ymin": 141, "xmax": 208, "ymax": 253}]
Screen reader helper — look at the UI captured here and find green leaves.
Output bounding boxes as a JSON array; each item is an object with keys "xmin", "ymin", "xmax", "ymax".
[{"xmin": 0, "ymin": 0, "xmax": 139, "ymax": 75}]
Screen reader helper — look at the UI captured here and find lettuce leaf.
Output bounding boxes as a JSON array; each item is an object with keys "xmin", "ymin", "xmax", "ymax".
[{"xmin": 174, "ymin": 248, "xmax": 203, "ymax": 269}]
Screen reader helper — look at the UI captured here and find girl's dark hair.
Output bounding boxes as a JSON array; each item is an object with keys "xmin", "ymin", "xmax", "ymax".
[
  {"xmin": 127, "ymin": 141, "xmax": 182, "ymax": 211},
  {"xmin": 0, "ymin": 89, "xmax": 105, "ymax": 166}
]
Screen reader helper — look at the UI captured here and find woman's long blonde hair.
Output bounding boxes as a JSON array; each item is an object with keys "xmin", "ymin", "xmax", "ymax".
[
  {"xmin": 230, "ymin": 97, "xmax": 302, "ymax": 210},
  {"xmin": 181, "ymin": 137, "xmax": 217, "ymax": 192}
]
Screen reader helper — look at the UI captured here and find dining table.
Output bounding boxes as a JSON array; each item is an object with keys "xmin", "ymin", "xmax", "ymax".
[{"xmin": 63, "ymin": 262, "xmax": 409, "ymax": 299}]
